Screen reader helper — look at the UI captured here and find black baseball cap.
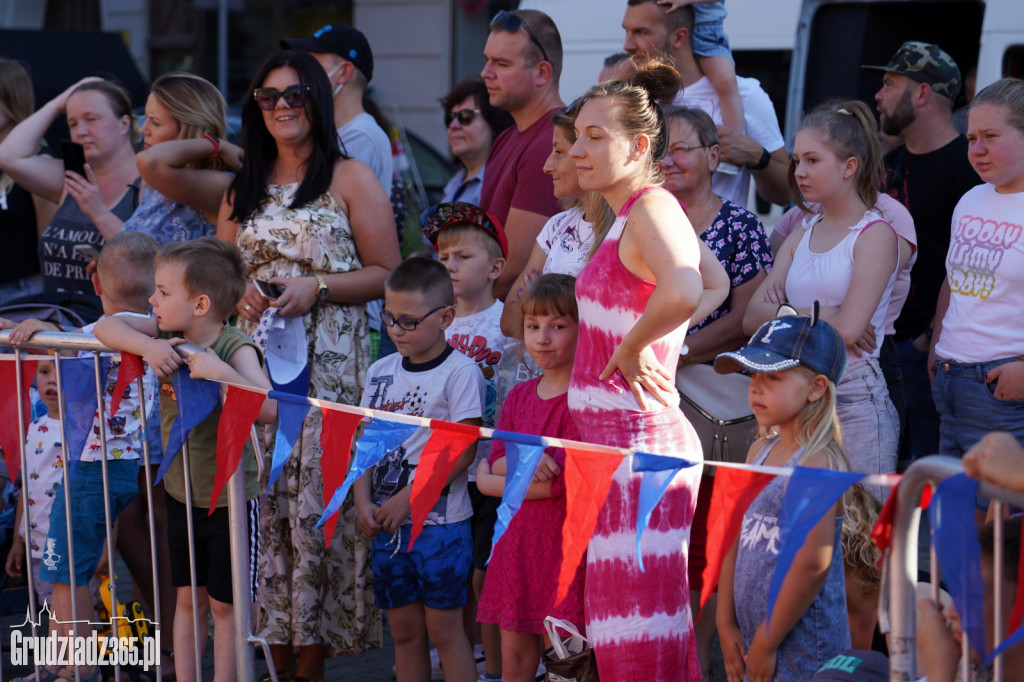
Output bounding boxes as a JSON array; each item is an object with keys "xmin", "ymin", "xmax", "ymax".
[{"xmin": 281, "ymin": 24, "xmax": 374, "ymax": 82}]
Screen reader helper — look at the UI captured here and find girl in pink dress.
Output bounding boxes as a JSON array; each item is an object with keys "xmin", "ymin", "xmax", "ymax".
[
  {"xmin": 476, "ymin": 273, "xmax": 586, "ymax": 682},
  {"xmin": 565, "ymin": 57, "xmax": 721, "ymax": 681}
]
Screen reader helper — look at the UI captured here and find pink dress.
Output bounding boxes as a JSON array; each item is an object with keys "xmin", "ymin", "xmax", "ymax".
[
  {"xmin": 477, "ymin": 378, "xmax": 586, "ymax": 634},
  {"xmin": 569, "ymin": 187, "xmax": 704, "ymax": 681}
]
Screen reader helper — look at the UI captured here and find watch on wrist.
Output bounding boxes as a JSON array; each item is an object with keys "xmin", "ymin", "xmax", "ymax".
[
  {"xmin": 314, "ymin": 274, "xmax": 329, "ymax": 300},
  {"xmin": 748, "ymin": 147, "xmax": 771, "ymax": 171}
]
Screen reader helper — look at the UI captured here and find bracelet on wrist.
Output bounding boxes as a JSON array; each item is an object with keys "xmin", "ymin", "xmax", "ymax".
[{"xmin": 202, "ymin": 132, "xmax": 220, "ymax": 158}]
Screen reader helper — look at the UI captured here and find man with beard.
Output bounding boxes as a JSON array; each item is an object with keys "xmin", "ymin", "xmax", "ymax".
[{"xmin": 863, "ymin": 42, "xmax": 980, "ymax": 466}]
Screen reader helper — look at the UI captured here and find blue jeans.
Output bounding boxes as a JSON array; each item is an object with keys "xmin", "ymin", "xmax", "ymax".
[
  {"xmin": 931, "ymin": 357, "xmax": 1024, "ymax": 458},
  {"xmin": 896, "ymin": 337, "xmax": 941, "ymax": 463},
  {"xmin": 835, "ymin": 357, "xmax": 898, "ymax": 500},
  {"xmin": 0, "ymin": 275, "xmax": 43, "ymax": 306}
]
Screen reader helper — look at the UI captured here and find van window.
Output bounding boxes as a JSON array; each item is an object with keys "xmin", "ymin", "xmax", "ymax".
[{"xmin": 1004, "ymin": 46, "xmax": 1024, "ymax": 78}]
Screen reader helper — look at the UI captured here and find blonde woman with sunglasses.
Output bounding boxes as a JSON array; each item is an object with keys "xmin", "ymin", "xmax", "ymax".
[{"xmin": 217, "ymin": 50, "xmax": 400, "ymax": 682}]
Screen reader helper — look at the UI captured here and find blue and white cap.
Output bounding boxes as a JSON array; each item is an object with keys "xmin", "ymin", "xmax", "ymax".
[{"xmin": 714, "ymin": 305, "xmax": 847, "ymax": 384}]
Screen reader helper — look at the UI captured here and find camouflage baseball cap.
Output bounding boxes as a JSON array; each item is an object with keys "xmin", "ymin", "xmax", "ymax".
[{"xmin": 862, "ymin": 41, "xmax": 962, "ymax": 99}]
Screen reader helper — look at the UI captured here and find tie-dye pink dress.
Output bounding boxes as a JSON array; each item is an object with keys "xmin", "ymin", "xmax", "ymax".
[{"xmin": 569, "ymin": 187, "xmax": 704, "ymax": 681}]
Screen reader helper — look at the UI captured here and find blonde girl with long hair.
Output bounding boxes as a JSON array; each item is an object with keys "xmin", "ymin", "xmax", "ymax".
[{"xmin": 714, "ymin": 312, "xmax": 851, "ymax": 682}]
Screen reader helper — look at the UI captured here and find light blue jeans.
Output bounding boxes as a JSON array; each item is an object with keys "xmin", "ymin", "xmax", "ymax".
[
  {"xmin": 931, "ymin": 357, "xmax": 1024, "ymax": 458},
  {"xmin": 835, "ymin": 357, "xmax": 899, "ymax": 500}
]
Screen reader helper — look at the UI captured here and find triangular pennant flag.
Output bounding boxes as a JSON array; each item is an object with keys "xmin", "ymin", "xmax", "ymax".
[
  {"xmin": 208, "ymin": 385, "xmax": 265, "ymax": 511},
  {"xmin": 0, "ymin": 359, "xmax": 37, "ymax": 481},
  {"xmin": 316, "ymin": 419, "xmax": 418, "ymax": 528},
  {"xmin": 265, "ymin": 391, "xmax": 310, "ymax": 496},
  {"xmin": 488, "ymin": 441, "xmax": 546, "ymax": 563},
  {"xmin": 634, "ymin": 452, "xmax": 700, "ymax": 571},
  {"xmin": 110, "ymin": 352, "xmax": 144, "ymax": 417},
  {"xmin": 556, "ymin": 446, "xmax": 623, "ymax": 605},
  {"xmin": 408, "ymin": 421, "xmax": 480, "ymax": 550},
  {"xmin": 155, "ymin": 368, "xmax": 221, "ymax": 485},
  {"xmin": 931, "ymin": 473, "xmax": 986, "ymax": 661},
  {"xmin": 320, "ymin": 409, "xmax": 364, "ymax": 545},
  {"xmin": 766, "ymin": 467, "xmax": 863, "ymax": 633},
  {"xmin": 988, "ymin": 529, "xmax": 1024, "ymax": 662},
  {"xmin": 700, "ymin": 467, "xmax": 776, "ymax": 608},
  {"xmin": 58, "ymin": 356, "xmax": 108, "ymax": 479}
]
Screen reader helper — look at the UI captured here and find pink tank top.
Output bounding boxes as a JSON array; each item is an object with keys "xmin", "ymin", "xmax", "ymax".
[{"xmin": 569, "ymin": 187, "xmax": 687, "ymax": 414}]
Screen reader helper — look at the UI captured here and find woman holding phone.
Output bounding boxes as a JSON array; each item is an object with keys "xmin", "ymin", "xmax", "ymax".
[
  {"xmin": 0, "ymin": 77, "xmax": 139, "ymax": 320},
  {"xmin": 217, "ymin": 50, "xmax": 400, "ymax": 681}
]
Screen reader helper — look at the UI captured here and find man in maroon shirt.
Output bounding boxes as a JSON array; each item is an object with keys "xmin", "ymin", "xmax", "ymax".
[{"xmin": 480, "ymin": 9, "xmax": 564, "ymax": 299}]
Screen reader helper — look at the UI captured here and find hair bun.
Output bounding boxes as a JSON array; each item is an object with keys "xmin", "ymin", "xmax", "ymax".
[{"xmin": 628, "ymin": 54, "xmax": 681, "ymax": 104}]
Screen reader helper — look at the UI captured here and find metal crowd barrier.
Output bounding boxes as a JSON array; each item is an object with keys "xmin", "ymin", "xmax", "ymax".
[
  {"xmin": 887, "ymin": 455, "xmax": 1024, "ymax": 682},
  {"xmin": 0, "ymin": 330, "xmax": 272, "ymax": 682}
]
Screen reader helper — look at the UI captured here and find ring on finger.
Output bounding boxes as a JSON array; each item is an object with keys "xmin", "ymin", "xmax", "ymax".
[{"xmin": 244, "ymin": 303, "xmax": 253, "ymax": 311}]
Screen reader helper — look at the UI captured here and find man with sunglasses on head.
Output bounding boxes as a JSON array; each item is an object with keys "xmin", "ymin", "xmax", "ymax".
[
  {"xmin": 282, "ymin": 24, "xmax": 392, "ymax": 199},
  {"xmin": 480, "ymin": 9, "xmax": 564, "ymax": 300}
]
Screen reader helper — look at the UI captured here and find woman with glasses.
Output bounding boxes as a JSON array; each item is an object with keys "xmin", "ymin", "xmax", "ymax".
[
  {"xmin": 439, "ymin": 79, "xmax": 513, "ymax": 207},
  {"xmin": 217, "ymin": 49, "xmax": 400, "ymax": 682},
  {"xmin": 565, "ymin": 57, "xmax": 723, "ymax": 681}
]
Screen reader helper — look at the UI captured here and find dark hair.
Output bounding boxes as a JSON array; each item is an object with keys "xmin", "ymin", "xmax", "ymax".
[
  {"xmin": 520, "ymin": 273, "xmax": 578, "ymax": 329},
  {"xmin": 491, "ymin": 9, "xmax": 564, "ymax": 86},
  {"xmin": 440, "ymin": 78, "xmax": 514, "ymax": 142},
  {"xmin": 385, "ymin": 256, "xmax": 454, "ymax": 308},
  {"xmin": 69, "ymin": 79, "xmax": 138, "ymax": 145},
  {"xmin": 576, "ymin": 54, "xmax": 679, "ymax": 183},
  {"xmin": 626, "ymin": 0, "xmax": 694, "ymax": 34},
  {"xmin": 792, "ymin": 99, "xmax": 882, "ymax": 211},
  {"xmin": 972, "ymin": 77, "xmax": 1024, "ymax": 136},
  {"xmin": 662, "ymin": 105, "xmax": 720, "ymax": 147},
  {"xmin": 604, "ymin": 52, "xmax": 630, "ymax": 68},
  {"xmin": 979, "ymin": 516, "xmax": 1022, "ymax": 584},
  {"xmin": 228, "ymin": 50, "xmax": 342, "ymax": 223},
  {"xmin": 97, "ymin": 231, "xmax": 158, "ymax": 313},
  {"xmin": 155, "ymin": 237, "xmax": 248, "ymax": 322}
]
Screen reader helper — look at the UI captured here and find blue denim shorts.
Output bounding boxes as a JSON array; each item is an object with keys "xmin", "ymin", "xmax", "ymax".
[
  {"xmin": 931, "ymin": 357, "xmax": 1024, "ymax": 458},
  {"xmin": 43, "ymin": 459, "xmax": 139, "ymax": 585},
  {"xmin": 371, "ymin": 519, "xmax": 472, "ymax": 611},
  {"xmin": 691, "ymin": 17, "xmax": 731, "ymax": 59}
]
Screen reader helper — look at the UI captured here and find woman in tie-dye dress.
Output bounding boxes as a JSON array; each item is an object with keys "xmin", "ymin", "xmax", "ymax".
[{"xmin": 565, "ymin": 56, "xmax": 721, "ymax": 681}]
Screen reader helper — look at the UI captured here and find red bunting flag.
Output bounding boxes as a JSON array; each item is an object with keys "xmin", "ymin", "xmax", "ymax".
[
  {"xmin": 209, "ymin": 385, "xmax": 265, "ymax": 511},
  {"xmin": 408, "ymin": 421, "xmax": 481, "ymax": 550},
  {"xmin": 700, "ymin": 467, "xmax": 775, "ymax": 608},
  {"xmin": 320, "ymin": 409, "xmax": 363, "ymax": 545},
  {"xmin": 556, "ymin": 446, "xmax": 623, "ymax": 605},
  {"xmin": 870, "ymin": 478, "xmax": 924, "ymax": 564},
  {"xmin": 0, "ymin": 359, "xmax": 38, "ymax": 482},
  {"xmin": 110, "ymin": 352, "xmax": 144, "ymax": 416},
  {"xmin": 1011, "ymin": 538, "xmax": 1024, "ymax": 633}
]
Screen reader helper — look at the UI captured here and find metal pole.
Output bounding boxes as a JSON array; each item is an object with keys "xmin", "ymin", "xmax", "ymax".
[
  {"xmin": 93, "ymin": 352, "xmax": 121, "ymax": 682},
  {"xmin": 13, "ymin": 349, "xmax": 39, "ymax": 682},
  {"xmin": 227, "ymin": 446, "xmax": 255, "ymax": 681},
  {"xmin": 136, "ymin": 375, "xmax": 163, "ymax": 681}
]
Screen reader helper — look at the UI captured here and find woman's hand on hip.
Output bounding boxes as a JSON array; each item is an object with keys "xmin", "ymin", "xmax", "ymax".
[
  {"xmin": 270, "ymin": 276, "xmax": 318, "ymax": 318},
  {"xmin": 237, "ymin": 283, "xmax": 269, "ymax": 324},
  {"xmin": 599, "ymin": 341, "xmax": 675, "ymax": 411}
]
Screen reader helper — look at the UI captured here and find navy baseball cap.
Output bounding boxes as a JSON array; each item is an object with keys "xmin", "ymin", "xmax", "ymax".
[
  {"xmin": 714, "ymin": 309, "xmax": 847, "ymax": 384},
  {"xmin": 810, "ymin": 650, "xmax": 889, "ymax": 681},
  {"xmin": 282, "ymin": 24, "xmax": 374, "ymax": 82}
]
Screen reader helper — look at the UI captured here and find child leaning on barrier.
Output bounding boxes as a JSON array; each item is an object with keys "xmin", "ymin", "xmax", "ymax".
[
  {"xmin": 5, "ymin": 231, "xmax": 159, "ymax": 682},
  {"xmin": 94, "ymin": 237, "xmax": 276, "ymax": 682}
]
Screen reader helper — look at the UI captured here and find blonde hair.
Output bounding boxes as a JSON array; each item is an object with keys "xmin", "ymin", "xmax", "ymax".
[
  {"xmin": 150, "ymin": 72, "xmax": 229, "ymax": 172},
  {"xmin": 96, "ymin": 231, "xmax": 158, "ymax": 313},
  {"xmin": 843, "ymin": 483, "xmax": 882, "ymax": 595},
  {"xmin": 436, "ymin": 223, "xmax": 504, "ymax": 262},
  {"xmin": 764, "ymin": 365, "xmax": 848, "ymax": 472}
]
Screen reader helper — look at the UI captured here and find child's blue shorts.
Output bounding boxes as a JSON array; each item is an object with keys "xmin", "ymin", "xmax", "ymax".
[
  {"xmin": 371, "ymin": 519, "xmax": 472, "ymax": 611},
  {"xmin": 42, "ymin": 459, "xmax": 138, "ymax": 585},
  {"xmin": 692, "ymin": 16, "xmax": 732, "ymax": 60}
]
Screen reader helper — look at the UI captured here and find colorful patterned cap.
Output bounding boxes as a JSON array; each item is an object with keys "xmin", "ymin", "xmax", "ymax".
[
  {"xmin": 420, "ymin": 202, "xmax": 509, "ymax": 258},
  {"xmin": 282, "ymin": 24, "xmax": 374, "ymax": 82},
  {"xmin": 714, "ymin": 307, "xmax": 847, "ymax": 384},
  {"xmin": 862, "ymin": 41, "xmax": 961, "ymax": 99}
]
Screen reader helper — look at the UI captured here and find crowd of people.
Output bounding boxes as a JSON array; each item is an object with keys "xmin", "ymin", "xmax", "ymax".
[{"xmin": 0, "ymin": 1, "xmax": 1021, "ymax": 681}]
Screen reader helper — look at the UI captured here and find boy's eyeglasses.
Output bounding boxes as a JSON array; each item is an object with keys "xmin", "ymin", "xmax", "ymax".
[
  {"xmin": 445, "ymin": 108, "xmax": 482, "ymax": 128},
  {"xmin": 490, "ymin": 10, "xmax": 550, "ymax": 65},
  {"xmin": 253, "ymin": 84, "xmax": 312, "ymax": 111},
  {"xmin": 380, "ymin": 305, "xmax": 447, "ymax": 331}
]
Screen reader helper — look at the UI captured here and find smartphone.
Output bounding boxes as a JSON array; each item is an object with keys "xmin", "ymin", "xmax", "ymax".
[
  {"xmin": 74, "ymin": 244, "xmax": 101, "ymax": 261},
  {"xmin": 60, "ymin": 140, "xmax": 87, "ymax": 178},
  {"xmin": 254, "ymin": 279, "xmax": 285, "ymax": 300}
]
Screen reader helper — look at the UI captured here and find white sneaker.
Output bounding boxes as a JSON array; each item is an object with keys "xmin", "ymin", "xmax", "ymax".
[{"xmin": 430, "ymin": 646, "xmax": 444, "ymax": 680}]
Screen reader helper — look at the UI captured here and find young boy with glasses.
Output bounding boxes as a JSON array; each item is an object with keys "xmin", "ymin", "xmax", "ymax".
[{"xmin": 355, "ymin": 256, "xmax": 485, "ymax": 682}]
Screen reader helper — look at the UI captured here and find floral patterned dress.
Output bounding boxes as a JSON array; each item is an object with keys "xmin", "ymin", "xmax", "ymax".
[{"xmin": 237, "ymin": 181, "xmax": 380, "ymax": 652}]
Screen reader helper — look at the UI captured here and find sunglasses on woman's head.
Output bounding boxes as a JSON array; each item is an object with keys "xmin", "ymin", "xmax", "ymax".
[
  {"xmin": 445, "ymin": 109, "xmax": 482, "ymax": 128},
  {"xmin": 253, "ymin": 84, "xmax": 312, "ymax": 111},
  {"xmin": 490, "ymin": 10, "xmax": 551, "ymax": 65}
]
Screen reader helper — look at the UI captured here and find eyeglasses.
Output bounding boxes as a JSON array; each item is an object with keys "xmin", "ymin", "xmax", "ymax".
[
  {"xmin": 253, "ymin": 84, "xmax": 312, "ymax": 111},
  {"xmin": 380, "ymin": 305, "xmax": 447, "ymax": 331},
  {"xmin": 668, "ymin": 143, "xmax": 712, "ymax": 155},
  {"xmin": 445, "ymin": 108, "xmax": 482, "ymax": 128},
  {"xmin": 490, "ymin": 10, "xmax": 551, "ymax": 65}
]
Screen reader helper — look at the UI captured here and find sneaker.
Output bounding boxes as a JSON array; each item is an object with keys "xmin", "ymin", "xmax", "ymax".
[{"xmin": 429, "ymin": 647, "xmax": 444, "ymax": 680}]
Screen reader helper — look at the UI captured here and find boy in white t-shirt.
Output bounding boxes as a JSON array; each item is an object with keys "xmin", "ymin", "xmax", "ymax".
[
  {"xmin": 5, "ymin": 360, "xmax": 63, "ymax": 606},
  {"xmin": 355, "ymin": 257, "xmax": 485, "ymax": 682},
  {"xmin": 421, "ymin": 201, "xmax": 511, "ymax": 676}
]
